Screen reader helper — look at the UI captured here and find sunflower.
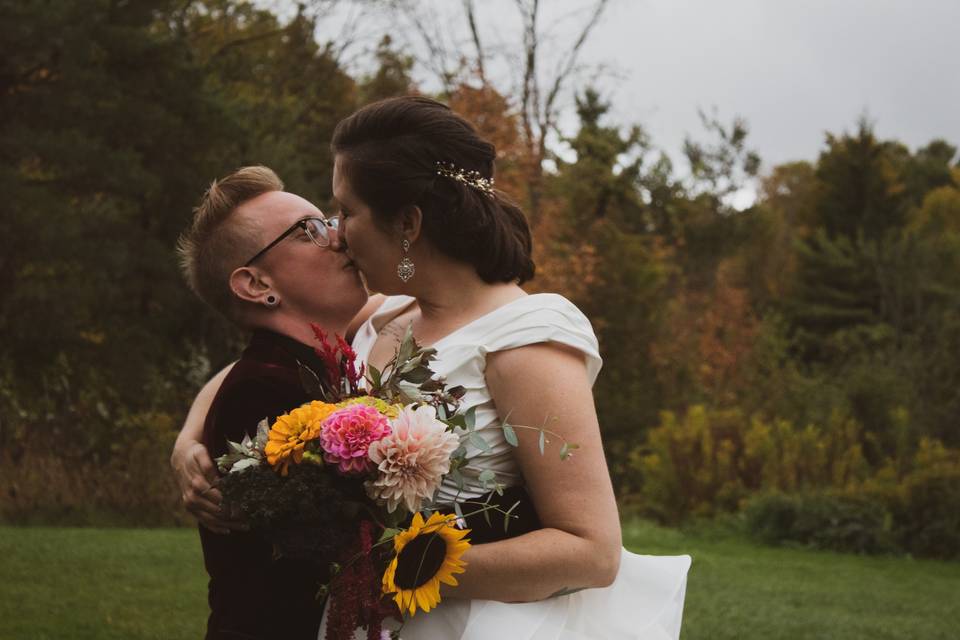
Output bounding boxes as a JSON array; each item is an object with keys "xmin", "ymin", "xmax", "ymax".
[
  {"xmin": 382, "ymin": 512, "xmax": 471, "ymax": 616},
  {"xmin": 264, "ymin": 400, "xmax": 337, "ymax": 475}
]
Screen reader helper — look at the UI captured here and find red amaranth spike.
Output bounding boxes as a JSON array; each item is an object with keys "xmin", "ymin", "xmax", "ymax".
[{"xmin": 310, "ymin": 323, "xmax": 344, "ymax": 393}]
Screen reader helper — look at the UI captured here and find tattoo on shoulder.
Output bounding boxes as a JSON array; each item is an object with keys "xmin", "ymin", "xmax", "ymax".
[
  {"xmin": 549, "ymin": 586, "xmax": 587, "ymax": 598},
  {"xmin": 381, "ymin": 320, "xmax": 407, "ymax": 342}
]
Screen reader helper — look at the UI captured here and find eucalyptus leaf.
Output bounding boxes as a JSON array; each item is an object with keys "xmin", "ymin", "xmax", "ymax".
[
  {"xmin": 469, "ymin": 432, "xmax": 492, "ymax": 453},
  {"xmin": 450, "ymin": 445, "xmax": 467, "ymax": 462},
  {"xmin": 538, "ymin": 430, "xmax": 546, "ymax": 455},
  {"xmin": 463, "ymin": 406, "xmax": 477, "ymax": 430},
  {"xmin": 450, "ymin": 468, "xmax": 465, "ymax": 491},
  {"xmin": 502, "ymin": 423, "xmax": 519, "ymax": 447},
  {"xmin": 478, "ymin": 469, "xmax": 496, "ymax": 485}
]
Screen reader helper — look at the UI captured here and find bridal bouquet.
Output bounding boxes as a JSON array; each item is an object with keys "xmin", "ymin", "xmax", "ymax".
[{"xmin": 215, "ymin": 325, "xmax": 510, "ymax": 639}]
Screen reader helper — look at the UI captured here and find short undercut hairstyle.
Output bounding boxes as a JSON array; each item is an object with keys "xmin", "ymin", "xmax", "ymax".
[{"xmin": 177, "ymin": 166, "xmax": 283, "ymax": 317}]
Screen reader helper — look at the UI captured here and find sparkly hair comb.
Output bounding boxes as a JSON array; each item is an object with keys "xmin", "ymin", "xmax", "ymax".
[{"xmin": 435, "ymin": 161, "xmax": 495, "ymax": 197}]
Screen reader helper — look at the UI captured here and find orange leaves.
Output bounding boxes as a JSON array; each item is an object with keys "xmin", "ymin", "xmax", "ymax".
[{"xmin": 651, "ymin": 260, "xmax": 760, "ymax": 405}]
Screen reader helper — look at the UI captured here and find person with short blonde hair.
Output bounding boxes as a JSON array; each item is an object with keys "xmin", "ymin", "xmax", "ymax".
[
  {"xmin": 177, "ymin": 165, "xmax": 284, "ymax": 320},
  {"xmin": 171, "ymin": 165, "xmax": 370, "ymax": 640}
]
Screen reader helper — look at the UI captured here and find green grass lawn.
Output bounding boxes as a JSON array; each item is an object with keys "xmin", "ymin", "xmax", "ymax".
[
  {"xmin": 1, "ymin": 522, "xmax": 957, "ymax": 639},
  {"xmin": 624, "ymin": 520, "xmax": 960, "ymax": 640}
]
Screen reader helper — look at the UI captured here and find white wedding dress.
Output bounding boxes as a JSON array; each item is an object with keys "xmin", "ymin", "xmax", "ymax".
[{"xmin": 320, "ymin": 293, "xmax": 691, "ymax": 640}]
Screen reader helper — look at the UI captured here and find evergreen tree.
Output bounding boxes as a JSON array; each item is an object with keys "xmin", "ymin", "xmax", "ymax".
[
  {"xmin": 1, "ymin": 0, "xmax": 234, "ymax": 401},
  {"xmin": 549, "ymin": 90, "xmax": 668, "ymax": 484}
]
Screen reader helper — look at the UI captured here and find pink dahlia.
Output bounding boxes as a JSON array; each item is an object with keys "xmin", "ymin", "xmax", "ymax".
[
  {"xmin": 319, "ymin": 404, "xmax": 392, "ymax": 474},
  {"xmin": 366, "ymin": 405, "xmax": 461, "ymax": 513}
]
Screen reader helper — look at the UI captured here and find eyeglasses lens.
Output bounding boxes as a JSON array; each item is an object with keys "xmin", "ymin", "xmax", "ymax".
[{"xmin": 305, "ymin": 218, "xmax": 336, "ymax": 247}]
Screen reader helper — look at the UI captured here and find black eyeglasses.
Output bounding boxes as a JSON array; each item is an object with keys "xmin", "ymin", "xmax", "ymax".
[{"xmin": 244, "ymin": 216, "xmax": 339, "ymax": 266}]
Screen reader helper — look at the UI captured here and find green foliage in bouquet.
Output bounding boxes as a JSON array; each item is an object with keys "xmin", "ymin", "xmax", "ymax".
[{"xmin": 365, "ymin": 323, "xmax": 465, "ymax": 411}]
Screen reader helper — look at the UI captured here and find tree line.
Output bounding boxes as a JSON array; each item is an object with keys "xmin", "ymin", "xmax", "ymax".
[{"xmin": 2, "ymin": 1, "xmax": 958, "ymax": 555}]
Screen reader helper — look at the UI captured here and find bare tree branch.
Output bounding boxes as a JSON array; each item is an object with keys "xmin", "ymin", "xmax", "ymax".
[
  {"xmin": 387, "ymin": 0, "xmax": 457, "ymax": 93},
  {"xmin": 516, "ymin": 0, "xmax": 539, "ymax": 158},
  {"xmin": 372, "ymin": 0, "xmax": 613, "ymax": 222},
  {"xmin": 541, "ymin": 0, "xmax": 608, "ymax": 136},
  {"xmin": 324, "ymin": 1, "xmax": 375, "ymax": 65},
  {"xmin": 462, "ymin": 0, "xmax": 487, "ymax": 84},
  {"xmin": 211, "ymin": 26, "xmax": 289, "ymax": 59}
]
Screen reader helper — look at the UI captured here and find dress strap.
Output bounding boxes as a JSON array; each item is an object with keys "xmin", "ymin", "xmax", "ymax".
[{"xmin": 479, "ymin": 294, "xmax": 602, "ymax": 384}]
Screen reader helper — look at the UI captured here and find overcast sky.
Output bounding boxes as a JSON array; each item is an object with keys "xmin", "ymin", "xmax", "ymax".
[
  {"xmin": 303, "ymin": 0, "xmax": 960, "ymax": 181},
  {"xmin": 590, "ymin": 0, "xmax": 960, "ymax": 169}
]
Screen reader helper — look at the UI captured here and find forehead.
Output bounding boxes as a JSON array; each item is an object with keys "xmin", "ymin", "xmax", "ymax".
[
  {"xmin": 331, "ymin": 155, "xmax": 355, "ymax": 202},
  {"xmin": 237, "ymin": 190, "xmax": 321, "ymax": 231}
]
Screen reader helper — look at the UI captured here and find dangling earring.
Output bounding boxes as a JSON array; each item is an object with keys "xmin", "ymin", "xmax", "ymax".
[
  {"xmin": 265, "ymin": 295, "xmax": 279, "ymax": 307},
  {"xmin": 397, "ymin": 238, "xmax": 415, "ymax": 282}
]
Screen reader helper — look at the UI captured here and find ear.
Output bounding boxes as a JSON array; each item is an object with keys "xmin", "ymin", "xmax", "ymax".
[
  {"xmin": 229, "ymin": 266, "xmax": 274, "ymax": 305},
  {"xmin": 396, "ymin": 205, "xmax": 423, "ymax": 244}
]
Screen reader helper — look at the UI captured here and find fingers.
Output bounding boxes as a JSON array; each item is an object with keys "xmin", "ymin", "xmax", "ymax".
[
  {"xmin": 184, "ymin": 491, "xmax": 248, "ymax": 534},
  {"xmin": 193, "ymin": 446, "xmax": 220, "ymax": 486},
  {"xmin": 201, "ymin": 484, "xmax": 222, "ymax": 503},
  {"xmin": 183, "ymin": 475, "xmax": 248, "ymax": 534},
  {"xmin": 184, "ymin": 488, "xmax": 222, "ymax": 516},
  {"xmin": 174, "ymin": 441, "xmax": 250, "ymax": 534}
]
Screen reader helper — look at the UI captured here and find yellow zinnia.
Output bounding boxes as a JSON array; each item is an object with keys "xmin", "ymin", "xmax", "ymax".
[
  {"xmin": 336, "ymin": 395, "xmax": 402, "ymax": 418},
  {"xmin": 264, "ymin": 400, "xmax": 336, "ymax": 475},
  {"xmin": 382, "ymin": 512, "xmax": 471, "ymax": 617}
]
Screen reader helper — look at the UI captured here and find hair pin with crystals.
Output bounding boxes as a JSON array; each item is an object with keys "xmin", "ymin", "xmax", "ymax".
[{"xmin": 435, "ymin": 161, "xmax": 495, "ymax": 197}]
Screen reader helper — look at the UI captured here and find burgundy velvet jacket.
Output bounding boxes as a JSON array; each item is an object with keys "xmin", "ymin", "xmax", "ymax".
[{"xmin": 200, "ymin": 329, "xmax": 325, "ymax": 640}]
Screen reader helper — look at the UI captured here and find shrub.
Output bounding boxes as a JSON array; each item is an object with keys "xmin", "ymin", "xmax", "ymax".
[
  {"xmin": 630, "ymin": 405, "xmax": 870, "ymax": 523},
  {"xmin": 0, "ymin": 410, "xmax": 187, "ymax": 526},
  {"xmin": 896, "ymin": 465, "xmax": 960, "ymax": 558},
  {"xmin": 744, "ymin": 491, "xmax": 897, "ymax": 554},
  {"xmin": 885, "ymin": 439, "xmax": 960, "ymax": 559},
  {"xmin": 744, "ymin": 440, "xmax": 960, "ymax": 559}
]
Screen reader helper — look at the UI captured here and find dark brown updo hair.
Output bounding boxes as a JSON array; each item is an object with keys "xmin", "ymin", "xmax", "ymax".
[{"xmin": 331, "ymin": 96, "xmax": 535, "ymax": 284}]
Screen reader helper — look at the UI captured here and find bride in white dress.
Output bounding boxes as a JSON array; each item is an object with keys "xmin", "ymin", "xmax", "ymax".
[
  {"xmin": 331, "ymin": 293, "xmax": 690, "ymax": 640},
  {"xmin": 319, "ymin": 96, "xmax": 690, "ymax": 640}
]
